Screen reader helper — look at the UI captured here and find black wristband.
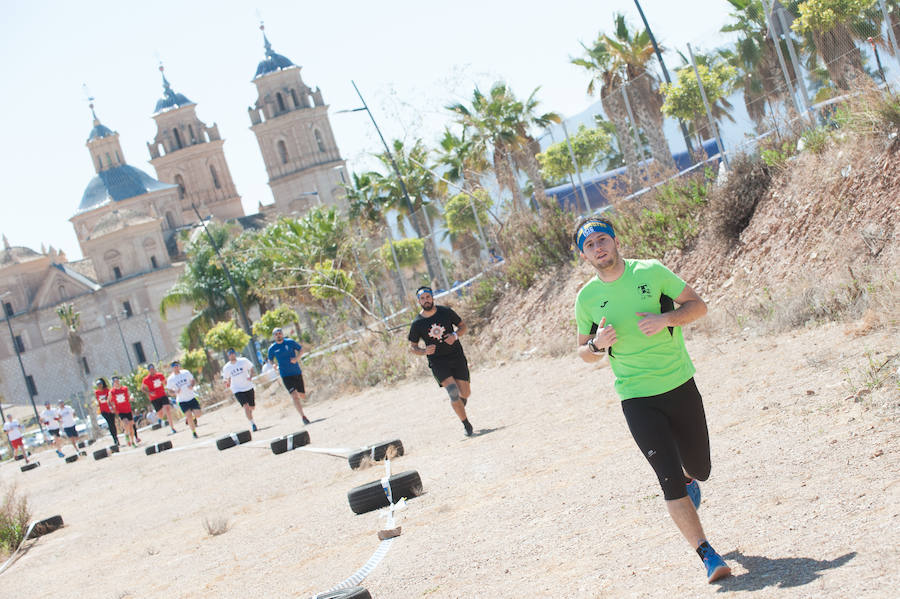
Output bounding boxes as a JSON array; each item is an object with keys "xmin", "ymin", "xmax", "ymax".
[{"xmin": 587, "ymin": 340, "xmax": 605, "ymax": 354}]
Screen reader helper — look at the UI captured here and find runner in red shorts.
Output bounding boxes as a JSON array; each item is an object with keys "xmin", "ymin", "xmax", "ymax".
[
  {"xmin": 3, "ymin": 414, "xmax": 29, "ymax": 463},
  {"xmin": 142, "ymin": 364, "xmax": 177, "ymax": 434}
]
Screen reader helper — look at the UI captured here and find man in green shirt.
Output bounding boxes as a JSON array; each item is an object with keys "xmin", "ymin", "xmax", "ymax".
[{"xmin": 573, "ymin": 216, "xmax": 731, "ymax": 584}]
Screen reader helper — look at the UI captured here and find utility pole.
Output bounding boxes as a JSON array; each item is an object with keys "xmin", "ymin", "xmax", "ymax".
[
  {"xmin": 1, "ymin": 295, "xmax": 44, "ymax": 437},
  {"xmin": 191, "ymin": 204, "xmax": 261, "ymax": 370}
]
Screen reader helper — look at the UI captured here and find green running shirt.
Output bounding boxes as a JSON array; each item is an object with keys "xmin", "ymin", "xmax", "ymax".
[{"xmin": 575, "ymin": 259, "xmax": 695, "ymax": 400}]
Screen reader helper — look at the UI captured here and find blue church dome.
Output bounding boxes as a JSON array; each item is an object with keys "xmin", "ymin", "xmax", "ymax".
[
  {"xmin": 254, "ymin": 34, "xmax": 296, "ymax": 79},
  {"xmin": 78, "ymin": 165, "xmax": 176, "ymax": 213},
  {"xmin": 87, "ymin": 122, "xmax": 114, "ymax": 142}
]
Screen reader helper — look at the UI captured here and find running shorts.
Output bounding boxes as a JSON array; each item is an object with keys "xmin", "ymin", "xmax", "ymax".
[
  {"xmin": 179, "ymin": 399, "xmax": 201, "ymax": 412},
  {"xmin": 429, "ymin": 354, "xmax": 470, "ymax": 386},
  {"xmin": 234, "ymin": 389, "xmax": 256, "ymax": 407},
  {"xmin": 281, "ymin": 374, "xmax": 305, "ymax": 394},
  {"xmin": 151, "ymin": 397, "xmax": 170, "ymax": 412}
]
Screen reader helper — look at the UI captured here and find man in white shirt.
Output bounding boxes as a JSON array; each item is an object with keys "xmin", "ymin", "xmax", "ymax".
[
  {"xmin": 221, "ymin": 348, "xmax": 258, "ymax": 431},
  {"xmin": 166, "ymin": 361, "xmax": 201, "ymax": 439},
  {"xmin": 41, "ymin": 401, "xmax": 65, "ymax": 458},
  {"xmin": 3, "ymin": 414, "xmax": 29, "ymax": 463},
  {"xmin": 57, "ymin": 400, "xmax": 83, "ymax": 456}
]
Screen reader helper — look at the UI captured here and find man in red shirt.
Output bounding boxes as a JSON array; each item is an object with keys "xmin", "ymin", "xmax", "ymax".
[
  {"xmin": 110, "ymin": 376, "xmax": 140, "ymax": 447},
  {"xmin": 142, "ymin": 363, "xmax": 177, "ymax": 434}
]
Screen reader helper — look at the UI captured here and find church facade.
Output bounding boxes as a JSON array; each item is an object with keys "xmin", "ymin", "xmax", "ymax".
[{"xmin": 0, "ymin": 30, "xmax": 348, "ymax": 414}]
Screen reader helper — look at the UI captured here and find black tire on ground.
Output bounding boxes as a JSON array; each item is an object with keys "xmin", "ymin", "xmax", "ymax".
[
  {"xmin": 77, "ymin": 440, "xmax": 86, "ymax": 448},
  {"xmin": 87, "ymin": 438, "xmax": 96, "ymax": 445},
  {"xmin": 157, "ymin": 440, "xmax": 173, "ymax": 452},
  {"xmin": 32, "ymin": 515, "xmax": 64, "ymax": 538},
  {"xmin": 109, "ymin": 445, "xmax": 120, "ymax": 453},
  {"xmin": 14, "ymin": 454, "xmax": 24, "ymax": 460},
  {"xmin": 65, "ymin": 455, "xmax": 78, "ymax": 463},
  {"xmin": 20, "ymin": 462, "xmax": 40, "ymax": 472},
  {"xmin": 348, "ymin": 470, "xmax": 423, "ymax": 515},
  {"xmin": 316, "ymin": 587, "xmax": 372, "ymax": 599},
  {"xmin": 151, "ymin": 422, "xmax": 162, "ymax": 430},
  {"xmin": 93, "ymin": 448, "xmax": 109, "ymax": 460},
  {"xmin": 216, "ymin": 430, "xmax": 251, "ymax": 451},
  {"xmin": 348, "ymin": 439, "xmax": 404, "ymax": 470},
  {"xmin": 270, "ymin": 431, "xmax": 311, "ymax": 455},
  {"xmin": 145, "ymin": 445, "xmax": 157, "ymax": 456}
]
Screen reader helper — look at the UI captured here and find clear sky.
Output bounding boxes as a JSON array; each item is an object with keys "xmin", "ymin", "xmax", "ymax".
[{"xmin": 0, "ymin": 0, "xmax": 736, "ymax": 260}]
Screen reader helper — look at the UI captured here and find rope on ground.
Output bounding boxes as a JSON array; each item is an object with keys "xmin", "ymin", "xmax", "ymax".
[{"xmin": 312, "ymin": 459, "xmax": 404, "ymax": 598}]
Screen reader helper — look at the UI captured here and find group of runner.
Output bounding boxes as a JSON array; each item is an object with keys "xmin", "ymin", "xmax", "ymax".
[{"xmin": 5, "ymin": 215, "xmax": 730, "ymax": 584}]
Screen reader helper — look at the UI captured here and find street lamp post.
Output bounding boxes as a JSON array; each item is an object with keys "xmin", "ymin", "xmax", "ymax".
[
  {"xmin": 337, "ymin": 81, "xmax": 447, "ymax": 289},
  {"xmin": 0, "ymin": 292, "xmax": 44, "ymax": 437},
  {"xmin": 144, "ymin": 311, "xmax": 161, "ymax": 362},
  {"xmin": 106, "ymin": 311, "xmax": 134, "ymax": 372},
  {"xmin": 190, "ymin": 204, "xmax": 261, "ymax": 370}
]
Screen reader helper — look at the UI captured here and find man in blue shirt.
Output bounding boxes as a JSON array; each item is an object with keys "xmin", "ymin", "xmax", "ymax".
[{"xmin": 267, "ymin": 327, "xmax": 311, "ymax": 425}]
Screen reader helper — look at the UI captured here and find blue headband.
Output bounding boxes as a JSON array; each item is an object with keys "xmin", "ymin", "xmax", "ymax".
[
  {"xmin": 576, "ymin": 220, "xmax": 615, "ymax": 252},
  {"xmin": 416, "ymin": 287, "xmax": 433, "ymax": 298}
]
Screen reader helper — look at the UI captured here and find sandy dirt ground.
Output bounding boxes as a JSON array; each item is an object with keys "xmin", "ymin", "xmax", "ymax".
[{"xmin": 1, "ymin": 321, "xmax": 897, "ymax": 599}]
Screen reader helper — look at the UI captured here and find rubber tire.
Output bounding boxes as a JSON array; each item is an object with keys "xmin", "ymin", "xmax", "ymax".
[
  {"xmin": 65, "ymin": 455, "xmax": 78, "ymax": 463},
  {"xmin": 151, "ymin": 422, "xmax": 162, "ymax": 430},
  {"xmin": 348, "ymin": 439, "xmax": 404, "ymax": 469},
  {"xmin": 93, "ymin": 448, "xmax": 109, "ymax": 460},
  {"xmin": 157, "ymin": 440, "xmax": 173, "ymax": 452},
  {"xmin": 77, "ymin": 440, "xmax": 86, "ymax": 448},
  {"xmin": 145, "ymin": 445, "xmax": 157, "ymax": 455},
  {"xmin": 216, "ymin": 430, "xmax": 251, "ymax": 451},
  {"xmin": 20, "ymin": 462, "xmax": 40, "ymax": 472},
  {"xmin": 32, "ymin": 515, "xmax": 64, "ymax": 538},
  {"xmin": 14, "ymin": 454, "xmax": 24, "ymax": 460},
  {"xmin": 348, "ymin": 470, "xmax": 422, "ymax": 515},
  {"xmin": 316, "ymin": 587, "xmax": 372, "ymax": 599},
  {"xmin": 109, "ymin": 445, "xmax": 120, "ymax": 453},
  {"xmin": 270, "ymin": 431, "xmax": 310, "ymax": 455}
]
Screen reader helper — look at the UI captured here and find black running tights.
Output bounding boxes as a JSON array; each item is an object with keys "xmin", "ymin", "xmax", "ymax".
[{"xmin": 621, "ymin": 378, "xmax": 711, "ymax": 500}]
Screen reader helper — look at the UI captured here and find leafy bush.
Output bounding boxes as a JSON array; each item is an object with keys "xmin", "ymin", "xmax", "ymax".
[
  {"xmin": 708, "ymin": 154, "xmax": 772, "ymax": 243},
  {"xmin": 470, "ymin": 275, "xmax": 503, "ymax": 317},
  {"xmin": 203, "ymin": 320, "xmax": 250, "ymax": 353},
  {"xmin": 180, "ymin": 348, "xmax": 209, "ymax": 383},
  {"xmin": 760, "ymin": 140, "xmax": 795, "ymax": 170},
  {"xmin": 612, "ymin": 175, "xmax": 710, "ymax": 258},
  {"xmin": 309, "ymin": 262, "xmax": 356, "ymax": 300},
  {"xmin": 444, "ymin": 189, "xmax": 492, "ymax": 236},
  {"xmin": 799, "ymin": 126, "xmax": 830, "ymax": 154},
  {"xmin": 123, "ymin": 366, "xmax": 150, "ymax": 414},
  {"xmin": 380, "ymin": 237, "xmax": 425, "ymax": 268},
  {"xmin": 253, "ymin": 305, "xmax": 300, "ymax": 340},
  {"xmin": 497, "ymin": 198, "xmax": 574, "ymax": 288},
  {"xmin": 0, "ymin": 485, "xmax": 30, "ymax": 558}
]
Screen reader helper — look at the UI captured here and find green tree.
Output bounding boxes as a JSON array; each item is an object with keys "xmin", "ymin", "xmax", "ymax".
[
  {"xmin": 203, "ymin": 320, "xmax": 251, "ymax": 353},
  {"xmin": 123, "ymin": 366, "xmax": 150, "ymax": 415},
  {"xmin": 447, "ymin": 83, "xmax": 560, "ymax": 209},
  {"xmin": 436, "ymin": 127, "xmax": 490, "ymax": 192},
  {"xmin": 160, "ymin": 222, "xmax": 255, "ymax": 349},
  {"xmin": 180, "ymin": 348, "xmax": 209, "ymax": 384},
  {"xmin": 661, "ymin": 61, "xmax": 738, "ymax": 146},
  {"xmin": 381, "ymin": 238, "xmax": 425, "ymax": 268},
  {"xmin": 793, "ymin": 0, "xmax": 878, "ymax": 90},
  {"xmin": 536, "ymin": 124, "xmax": 613, "ymax": 184},
  {"xmin": 443, "ymin": 190, "xmax": 493, "ymax": 237},
  {"xmin": 252, "ymin": 305, "xmax": 300, "ymax": 340}
]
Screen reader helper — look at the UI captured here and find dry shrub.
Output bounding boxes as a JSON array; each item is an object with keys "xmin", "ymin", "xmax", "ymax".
[
  {"xmin": 708, "ymin": 153, "xmax": 771, "ymax": 244},
  {"xmin": 0, "ymin": 485, "xmax": 31, "ymax": 557},
  {"xmin": 496, "ymin": 198, "xmax": 575, "ymax": 288},
  {"xmin": 310, "ymin": 331, "xmax": 416, "ymax": 396},
  {"xmin": 202, "ymin": 516, "xmax": 230, "ymax": 536}
]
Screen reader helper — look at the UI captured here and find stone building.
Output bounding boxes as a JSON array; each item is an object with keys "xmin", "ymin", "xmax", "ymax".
[
  {"xmin": 248, "ymin": 27, "xmax": 349, "ymax": 215},
  {"xmin": 0, "ymin": 108, "xmax": 192, "ymax": 412}
]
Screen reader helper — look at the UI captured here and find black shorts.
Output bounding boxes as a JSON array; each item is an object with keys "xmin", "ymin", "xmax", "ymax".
[
  {"xmin": 117, "ymin": 412, "xmax": 133, "ymax": 421},
  {"xmin": 64, "ymin": 426, "xmax": 78, "ymax": 438},
  {"xmin": 179, "ymin": 399, "xmax": 201, "ymax": 413},
  {"xmin": 429, "ymin": 354, "xmax": 470, "ymax": 386},
  {"xmin": 282, "ymin": 374, "xmax": 305, "ymax": 394},
  {"xmin": 48, "ymin": 428, "xmax": 61, "ymax": 437},
  {"xmin": 234, "ymin": 389, "xmax": 255, "ymax": 407},
  {"xmin": 151, "ymin": 397, "xmax": 170, "ymax": 412}
]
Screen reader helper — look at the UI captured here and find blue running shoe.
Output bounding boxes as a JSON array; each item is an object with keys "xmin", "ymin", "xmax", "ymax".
[
  {"xmin": 251, "ymin": 423, "xmax": 258, "ymax": 432},
  {"xmin": 686, "ymin": 479, "xmax": 701, "ymax": 510},
  {"xmin": 697, "ymin": 542, "xmax": 731, "ymax": 583}
]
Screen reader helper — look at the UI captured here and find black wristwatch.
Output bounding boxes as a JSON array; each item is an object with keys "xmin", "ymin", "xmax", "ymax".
[{"xmin": 587, "ymin": 339, "xmax": 605, "ymax": 354}]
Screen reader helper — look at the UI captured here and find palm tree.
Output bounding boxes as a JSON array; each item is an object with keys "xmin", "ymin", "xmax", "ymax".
[
  {"xmin": 721, "ymin": 0, "xmax": 801, "ymax": 129},
  {"xmin": 572, "ymin": 38, "xmax": 643, "ymax": 188},
  {"xmin": 447, "ymin": 83, "xmax": 559, "ymax": 210},
  {"xmin": 436, "ymin": 127, "xmax": 490, "ymax": 192},
  {"xmin": 792, "ymin": 0, "xmax": 880, "ymax": 91},
  {"xmin": 54, "ymin": 304, "xmax": 97, "ymax": 440},
  {"xmin": 602, "ymin": 13, "xmax": 676, "ymax": 170}
]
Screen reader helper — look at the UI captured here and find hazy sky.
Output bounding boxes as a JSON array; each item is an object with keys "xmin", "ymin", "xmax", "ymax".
[{"xmin": 0, "ymin": 0, "xmax": 736, "ymax": 260}]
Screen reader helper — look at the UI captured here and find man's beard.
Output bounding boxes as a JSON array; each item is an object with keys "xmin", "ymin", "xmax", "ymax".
[{"xmin": 421, "ymin": 301, "xmax": 434, "ymax": 311}]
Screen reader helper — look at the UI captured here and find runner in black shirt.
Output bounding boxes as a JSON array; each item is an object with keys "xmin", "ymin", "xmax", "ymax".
[{"xmin": 408, "ymin": 286, "xmax": 475, "ymax": 436}]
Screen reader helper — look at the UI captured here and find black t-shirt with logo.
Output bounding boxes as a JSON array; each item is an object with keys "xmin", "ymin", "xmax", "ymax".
[{"xmin": 407, "ymin": 305, "xmax": 464, "ymax": 363}]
